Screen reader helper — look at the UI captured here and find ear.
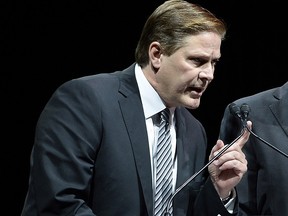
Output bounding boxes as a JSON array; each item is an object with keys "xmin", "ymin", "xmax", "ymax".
[{"xmin": 149, "ymin": 42, "xmax": 162, "ymax": 69}]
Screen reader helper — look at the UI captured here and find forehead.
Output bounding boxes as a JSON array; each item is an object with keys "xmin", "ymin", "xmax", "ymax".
[{"xmin": 181, "ymin": 32, "xmax": 222, "ymax": 58}]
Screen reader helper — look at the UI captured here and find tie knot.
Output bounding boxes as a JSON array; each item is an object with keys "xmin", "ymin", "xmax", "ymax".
[{"xmin": 160, "ymin": 108, "xmax": 170, "ymax": 126}]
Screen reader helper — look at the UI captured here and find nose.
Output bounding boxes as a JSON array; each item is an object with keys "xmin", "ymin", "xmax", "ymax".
[
  {"xmin": 199, "ymin": 68, "xmax": 214, "ymax": 82},
  {"xmin": 198, "ymin": 61, "xmax": 215, "ymax": 82}
]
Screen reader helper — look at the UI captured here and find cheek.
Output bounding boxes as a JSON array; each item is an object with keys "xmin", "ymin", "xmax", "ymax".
[
  {"xmin": 167, "ymin": 73, "xmax": 192, "ymax": 92},
  {"xmin": 182, "ymin": 68, "xmax": 199, "ymax": 80},
  {"xmin": 175, "ymin": 72, "xmax": 197, "ymax": 89}
]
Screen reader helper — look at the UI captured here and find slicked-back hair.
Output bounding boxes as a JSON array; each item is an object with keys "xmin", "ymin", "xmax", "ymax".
[{"xmin": 135, "ymin": 0, "xmax": 226, "ymax": 67}]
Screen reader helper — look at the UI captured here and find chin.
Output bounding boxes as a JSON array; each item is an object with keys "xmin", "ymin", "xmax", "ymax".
[{"xmin": 186, "ymin": 99, "xmax": 200, "ymax": 110}]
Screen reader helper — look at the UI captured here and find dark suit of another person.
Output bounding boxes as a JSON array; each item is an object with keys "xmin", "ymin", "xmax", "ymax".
[{"xmin": 219, "ymin": 81, "xmax": 288, "ymax": 215}]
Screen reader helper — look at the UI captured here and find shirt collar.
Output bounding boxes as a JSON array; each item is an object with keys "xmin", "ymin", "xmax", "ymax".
[{"xmin": 135, "ymin": 63, "xmax": 166, "ymax": 119}]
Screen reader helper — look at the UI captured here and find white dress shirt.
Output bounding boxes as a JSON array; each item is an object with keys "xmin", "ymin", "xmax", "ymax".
[
  {"xmin": 134, "ymin": 63, "xmax": 235, "ymax": 213},
  {"xmin": 135, "ymin": 64, "xmax": 177, "ymax": 196}
]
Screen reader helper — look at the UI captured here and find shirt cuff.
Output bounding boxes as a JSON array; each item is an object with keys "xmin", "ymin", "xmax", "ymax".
[{"xmin": 221, "ymin": 188, "xmax": 236, "ymax": 213}]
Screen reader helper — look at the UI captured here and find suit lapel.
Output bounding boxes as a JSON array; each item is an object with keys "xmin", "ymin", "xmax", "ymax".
[
  {"xmin": 118, "ymin": 65, "xmax": 154, "ymax": 216},
  {"xmin": 172, "ymin": 108, "xmax": 191, "ymax": 215},
  {"xmin": 174, "ymin": 108, "xmax": 191, "ymax": 188},
  {"xmin": 270, "ymin": 96, "xmax": 288, "ymax": 137},
  {"xmin": 270, "ymin": 83, "xmax": 288, "ymax": 138}
]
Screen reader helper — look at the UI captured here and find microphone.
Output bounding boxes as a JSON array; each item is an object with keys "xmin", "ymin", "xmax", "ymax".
[
  {"xmin": 229, "ymin": 102, "xmax": 241, "ymax": 119},
  {"xmin": 164, "ymin": 116, "xmax": 247, "ymax": 215},
  {"xmin": 240, "ymin": 103, "xmax": 250, "ymax": 122},
  {"xmin": 229, "ymin": 102, "xmax": 249, "ymax": 128},
  {"xmin": 231, "ymin": 103, "xmax": 288, "ymax": 159},
  {"xmin": 240, "ymin": 103, "xmax": 249, "ymax": 116}
]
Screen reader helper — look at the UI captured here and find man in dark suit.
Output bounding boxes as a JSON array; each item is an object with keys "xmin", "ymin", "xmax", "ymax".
[
  {"xmin": 219, "ymin": 81, "xmax": 288, "ymax": 215},
  {"xmin": 21, "ymin": 0, "xmax": 251, "ymax": 215}
]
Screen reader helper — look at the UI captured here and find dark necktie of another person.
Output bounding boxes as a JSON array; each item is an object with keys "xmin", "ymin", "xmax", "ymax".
[{"xmin": 154, "ymin": 108, "xmax": 173, "ymax": 216}]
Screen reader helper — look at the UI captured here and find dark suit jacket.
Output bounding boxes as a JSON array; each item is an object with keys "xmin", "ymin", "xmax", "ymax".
[
  {"xmin": 219, "ymin": 81, "xmax": 288, "ymax": 216},
  {"xmin": 21, "ymin": 63, "xmax": 235, "ymax": 216}
]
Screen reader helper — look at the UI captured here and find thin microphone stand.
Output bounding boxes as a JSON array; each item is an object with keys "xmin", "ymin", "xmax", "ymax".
[
  {"xmin": 164, "ymin": 126, "xmax": 246, "ymax": 215},
  {"xmin": 245, "ymin": 127, "xmax": 288, "ymax": 158}
]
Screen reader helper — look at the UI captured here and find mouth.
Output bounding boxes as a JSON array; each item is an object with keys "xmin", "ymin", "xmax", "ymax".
[
  {"xmin": 187, "ymin": 86, "xmax": 205, "ymax": 97},
  {"xmin": 189, "ymin": 86, "xmax": 204, "ymax": 93}
]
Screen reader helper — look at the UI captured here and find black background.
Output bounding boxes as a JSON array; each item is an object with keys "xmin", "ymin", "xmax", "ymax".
[{"xmin": 3, "ymin": 1, "xmax": 287, "ymax": 215}]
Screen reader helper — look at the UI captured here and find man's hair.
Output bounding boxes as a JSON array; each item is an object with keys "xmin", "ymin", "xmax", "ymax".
[{"xmin": 135, "ymin": 0, "xmax": 227, "ymax": 67}]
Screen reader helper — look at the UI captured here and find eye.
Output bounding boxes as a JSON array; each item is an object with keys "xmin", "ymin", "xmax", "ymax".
[
  {"xmin": 190, "ymin": 57, "xmax": 220, "ymax": 68},
  {"xmin": 191, "ymin": 58, "xmax": 205, "ymax": 66}
]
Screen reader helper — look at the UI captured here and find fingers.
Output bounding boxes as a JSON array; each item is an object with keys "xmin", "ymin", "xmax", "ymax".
[
  {"xmin": 246, "ymin": 120, "xmax": 252, "ymax": 130},
  {"xmin": 209, "ymin": 140, "xmax": 224, "ymax": 160},
  {"xmin": 208, "ymin": 122, "xmax": 252, "ymax": 194},
  {"xmin": 213, "ymin": 148, "xmax": 247, "ymax": 171},
  {"xmin": 237, "ymin": 120, "xmax": 252, "ymax": 148},
  {"xmin": 209, "ymin": 120, "xmax": 252, "ymax": 170}
]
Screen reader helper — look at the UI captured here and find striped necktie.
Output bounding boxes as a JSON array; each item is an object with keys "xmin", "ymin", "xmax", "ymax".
[{"xmin": 154, "ymin": 108, "xmax": 173, "ymax": 216}]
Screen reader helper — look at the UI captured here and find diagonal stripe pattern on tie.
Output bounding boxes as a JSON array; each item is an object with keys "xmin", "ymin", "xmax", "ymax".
[{"xmin": 154, "ymin": 108, "xmax": 173, "ymax": 216}]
